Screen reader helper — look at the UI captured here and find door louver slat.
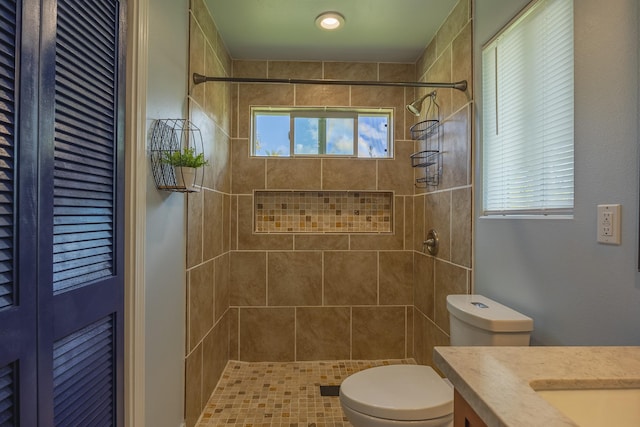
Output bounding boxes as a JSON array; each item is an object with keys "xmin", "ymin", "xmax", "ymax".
[
  {"xmin": 53, "ymin": 0, "xmax": 117, "ymax": 295},
  {"xmin": 0, "ymin": 363, "xmax": 16, "ymax": 425},
  {"xmin": 53, "ymin": 315, "xmax": 114, "ymax": 427},
  {"xmin": 0, "ymin": 0, "xmax": 15, "ymax": 310}
]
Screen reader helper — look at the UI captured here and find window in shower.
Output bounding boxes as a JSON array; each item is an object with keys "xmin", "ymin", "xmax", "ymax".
[{"xmin": 251, "ymin": 107, "xmax": 393, "ymax": 158}]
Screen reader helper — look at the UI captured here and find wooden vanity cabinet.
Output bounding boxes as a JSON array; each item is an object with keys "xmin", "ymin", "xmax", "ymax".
[{"xmin": 454, "ymin": 389, "xmax": 488, "ymax": 427}]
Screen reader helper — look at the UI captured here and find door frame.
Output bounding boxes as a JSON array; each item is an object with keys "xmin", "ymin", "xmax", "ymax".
[{"xmin": 124, "ymin": 0, "xmax": 148, "ymax": 425}]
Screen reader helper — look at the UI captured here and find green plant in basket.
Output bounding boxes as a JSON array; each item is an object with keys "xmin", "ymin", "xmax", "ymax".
[{"xmin": 161, "ymin": 147, "xmax": 209, "ymax": 168}]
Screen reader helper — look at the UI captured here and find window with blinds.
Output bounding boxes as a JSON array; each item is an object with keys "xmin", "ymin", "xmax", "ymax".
[{"xmin": 482, "ymin": 0, "xmax": 574, "ymax": 216}]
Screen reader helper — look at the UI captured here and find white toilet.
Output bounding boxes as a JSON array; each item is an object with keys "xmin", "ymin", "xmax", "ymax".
[{"xmin": 339, "ymin": 294, "xmax": 534, "ymax": 427}]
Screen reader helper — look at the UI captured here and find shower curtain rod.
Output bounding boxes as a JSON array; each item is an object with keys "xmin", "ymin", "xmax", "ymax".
[{"xmin": 192, "ymin": 73, "xmax": 467, "ymax": 92}]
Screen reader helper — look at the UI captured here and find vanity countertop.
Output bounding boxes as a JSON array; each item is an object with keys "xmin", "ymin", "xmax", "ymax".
[{"xmin": 433, "ymin": 346, "xmax": 640, "ymax": 427}]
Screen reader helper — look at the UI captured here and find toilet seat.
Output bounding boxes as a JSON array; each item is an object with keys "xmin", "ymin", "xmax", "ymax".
[{"xmin": 339, "ymin": 365, "xmax": 453, "ymax": 421}]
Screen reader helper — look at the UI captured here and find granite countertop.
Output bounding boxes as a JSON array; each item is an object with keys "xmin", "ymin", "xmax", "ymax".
[{"xmin": 433, "ymin": 346, "xmax": 640, "ymax": 427}]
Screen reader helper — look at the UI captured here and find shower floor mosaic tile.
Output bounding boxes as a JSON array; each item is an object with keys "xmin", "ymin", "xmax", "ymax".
[{"xmin": 196, "ymin": 358, "xmax": 416, "ymax": 427}]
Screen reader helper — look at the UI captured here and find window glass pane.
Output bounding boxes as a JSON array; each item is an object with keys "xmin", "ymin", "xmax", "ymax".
[
  {"xmin": 293, "ymin": 117, "xmax": 320, "ymax": 155},
  {"xmin": 326, "ymin": 118, "xmax": 354, "ymax": 155},
  {"xmin": 358, "ymin": 115, "xmax": 390, "ymax": 158},
  {"xmin": 255, "ymin": 113, "xmax": 290, "ymax": 156}
]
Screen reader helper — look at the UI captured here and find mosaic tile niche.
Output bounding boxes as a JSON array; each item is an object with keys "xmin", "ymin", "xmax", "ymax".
[{"xmin": 254, "ymin": 190, "xmax": 394, "ymax": 233}]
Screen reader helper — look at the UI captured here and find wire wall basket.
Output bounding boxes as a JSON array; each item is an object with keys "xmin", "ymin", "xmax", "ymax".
[
  {"xmin": 409, "ymin": 93, "xmax": 442, "ymax": 187},
  {"xmin": 150, "ymin": 119, "xmax": 205, "ymax": 193}
]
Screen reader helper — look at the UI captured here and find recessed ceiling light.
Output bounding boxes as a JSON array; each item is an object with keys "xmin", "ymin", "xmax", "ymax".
[{"xmin": 315, "ymin": 12, "xmax": 345, "ymax": 31}]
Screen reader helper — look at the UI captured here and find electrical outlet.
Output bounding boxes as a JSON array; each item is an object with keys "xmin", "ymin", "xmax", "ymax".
[{"xmin": 597, "ymin": 204, "xmax": 621, "ymax": 244}]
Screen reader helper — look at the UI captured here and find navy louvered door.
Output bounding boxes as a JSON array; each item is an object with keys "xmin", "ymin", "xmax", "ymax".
[{"xmin": 0, "ymin": 0, "xmax": 125, "ymax": 425}]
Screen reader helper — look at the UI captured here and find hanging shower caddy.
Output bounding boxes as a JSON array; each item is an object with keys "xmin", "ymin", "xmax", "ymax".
[
  {"xmin": 409, "ymin": 92, "xmax": 442, "ymax": 187},
  {"xmin": 150, "ymin": 118, "xmax": 205, "ymax": 193}
]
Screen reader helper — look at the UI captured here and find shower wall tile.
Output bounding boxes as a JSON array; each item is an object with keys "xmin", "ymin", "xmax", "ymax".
[
  {"xmin": 230, "ymin": 251, "xmax": 266, "ymax": 306},
  {"xmin": 229, "ymin": 307, "xmax": 239, "ymax": 360},
  {"xmin": 379, "ymin": 63, "xmax": 415, "ymax": 82},
  {"xmin": 414, "ymin": 252, "xmax": 434, "ymax": 318},
  {"xmin": 296, "ymin": 307, "xmax": 351, "ymax": 361},
  {"xmin": 189, "ymin": 14, "xmax": 205, "ymax": 105},
  {"xmin": 268, "ymin": 61, "xmax": 323, "ymax": 79},
  {"xmin": 417, "ymin": 39, "xmax": 436, "ymax": 80},
  {"xmin": 185, "ymin": 344, "xmax": 202, "ymax": 427},
  {"xmin": 266, "ymin": 158, "xmax": 322, "ymax": 189},
  {"xmin": 188, "ymin": 260, "xmax": 214, "ymax": 351},
  {"xmin": 237, "ymin": 84, "xmax": 294, "ymax": 138},
  {"xmin": 239, "ymin": 307, "xmax": 295, "ymax": 361},
  {"xmin": 187, "ymin": 191, "xmax": 203, "ymax": 268},
  {"xmin": 425, "ymin": 191, "xmax": 452, "ymax": 261},
  {"xmin": 233, "ymin": 60, "xmax": 268, "ymax": 78},
  {"xmin": 236, "ymin": 195, "xmax": 293, "ymax": 250},
  {"xmin": 351, "ymin": 86, "xmax": 405, "ymax": 141},
  {"xmin": 451, "ymin": 187, "xmax": 472, "ymax": 268},
  {"xmin": 441, "ymin": 107, "xmax": 470, "ymax": 189},
  {"xmin": 202, "ymin": 316, "xmax": 228, "ymax": 404},
  {"xmin": 352, "ymin": 306, "xmax": 406, "ymax": 359},
  {"xmin": 323, "ymin": 251, "xmax": 378, "ymax": 306},
  {"xmin": 378, "ymin": 141, "xmax": 415, "ymax": 195},
  {"xmin": 379, "ymin": 251, "xmax": 414, "ymax": 306},
  {"xmin": 203, "ymin": 190, "xmax": 224, "ymax": 260},
  {"xmin": 323, "ymin": 62, "xmax": 378, "ymax": 80},
  {"xmin": 322, "ymin": 159, "xmax": 377, "ymax": 191},
  {"xmin": 293, "ymin": 234, "xmax": 349, "ymax": 251},
  {"xmin": 212, "ymin": 125, "xmax": 231, "ymax": 192},
  {"xmin": 427, "ymin": 47, "xmax": 453, "ymax": 120},
  {"xmin": 205, "ymin": 43, "xmax": 227, "ymax": 128},
  {"xmin": 214, "ymin": 253, "xmax": 230, "ymax": 322},
  {"xmin": 434, "ymin": 260, "xmax": 469, "ymax": 334},
  {"xmin": 413, "ymin": 194, "xmax": 425, "ymax": 252},
  {"xmin": 231, "ymin": 138, "xmax": 265, "ymax": 194},
  {"xmin": 437, "ymin": 0, "xmax": 470, "ymax": 57},
  {"xmin": 424, "ymin": 316, "xmax": 450, "ymax": 373},
  {"xmin": 267, "ymin": 251, "xmax": 323, "ymax": 306},
  {"xmin": 452, "ymin": 22, "xmax": 473, "ymax": 112},
  {"xmin": 295, "ymin": 84, "xmax": 351, "ymax": 106}
]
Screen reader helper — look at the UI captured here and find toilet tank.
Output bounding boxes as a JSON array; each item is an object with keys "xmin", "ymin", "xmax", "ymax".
[{"xmin": 447, "ymin": 294, "xmax": 534, "ymax": 346}]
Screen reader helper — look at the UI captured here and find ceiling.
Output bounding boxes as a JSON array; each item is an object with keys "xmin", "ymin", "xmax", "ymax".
[{"xmin": 203, "ymin": 0, "xmax": 459, "ymax": 63}]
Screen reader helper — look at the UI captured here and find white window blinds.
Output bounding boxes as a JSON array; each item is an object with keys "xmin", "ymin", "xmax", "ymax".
[{"xmin": 482, "ymin": 0, "xmax": 574, "ymax": 215}]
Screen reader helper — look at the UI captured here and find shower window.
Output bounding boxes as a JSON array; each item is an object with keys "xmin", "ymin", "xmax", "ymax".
[{"xmin": 252, "ymin": 107, "xmax": 393, "ymax": 158}]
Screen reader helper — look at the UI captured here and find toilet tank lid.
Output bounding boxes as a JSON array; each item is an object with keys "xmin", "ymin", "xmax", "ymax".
[{"xmin": 447, "ymin": 294, "xmax": 533, "ymax": 332}]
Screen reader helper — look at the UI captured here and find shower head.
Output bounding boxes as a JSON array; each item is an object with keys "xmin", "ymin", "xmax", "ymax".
[{"xmin": 406, "ymin": 91, "xmax": 437, "ymax": 116}]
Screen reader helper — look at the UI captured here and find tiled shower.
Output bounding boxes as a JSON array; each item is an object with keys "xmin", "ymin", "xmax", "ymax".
[{"xmin": 184, "ymin": 0, "xmax": 473, "ymax": 425}]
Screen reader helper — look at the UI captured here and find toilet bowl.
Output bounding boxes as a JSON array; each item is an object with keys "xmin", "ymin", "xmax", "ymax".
[
  {"xmin": 339, "ymin": 294, "xmax": 534, "ymax": 426},
  {"xmin": 339, "ymin": 365, "xmax": 454, "ymax": 427}
]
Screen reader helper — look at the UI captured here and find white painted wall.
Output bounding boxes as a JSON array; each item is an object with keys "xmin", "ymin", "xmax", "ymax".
[
  {"xmin": 474, "ymin": 0, "xmax": 640, "ymax": 345},
  {"xmin": 145, "ymin": 0, "xmax": 188, "ymax": 425}
]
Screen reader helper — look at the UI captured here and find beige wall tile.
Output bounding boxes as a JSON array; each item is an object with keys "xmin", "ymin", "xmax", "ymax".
[
  {"xmin": 452, "ymin": 22, "xmax": 473, "ymax": 111},
  {"xmin": 296, "ymin": 307, "xmax": 350, "ymax": 360},
  {"xmin": 230, "ymin": 195, "xmax": 238, "ymax": 250},
  {"xmin": 324, "ymin": 251, "xmax": 377, "ymax": 305},
  {"xmin": 377, "ymin": 140, "xmax": 415, "ymax": 195},
  {"xmin": 441, "ymin": 107, "xmax": 470, "ymax": 189},
  {"xmin": 233, "ymin": 60, "xmax": 268, "ymax": 78},
  {"xmin": 268, "ymin": 251, "xmax": 322, "ymax": 306},
  {"xmin": 223, "ymin": 193, "xmax": 231, "ymax": 252},
  {"xmin": 436, "ymin": 0, "xmax": 470, "ymax": 58},
  {"xmin": 403, "ymin": 196, "xmax": 414, "ymax": 250},
  {"xmin": 413, "ymin": 308, "xmax": 426, "ymax": 365},
  {"xmin": 293, "ymin": 234, "xmax": 349, "ymax": 250},
  {"xmin": 323, "ymin": 62, "xmax": 377, "ymax": 80},
  {"xmin": 188, "ymin": 261, "xmax": 214, "ymax": 351},
  {"xmin": 426, "ymin": 48, "xmax": 453, "ymax": 120},
  {"xmin": 236, "ymin": 196, "xmax": 294, "ymax": 250},
  {"xmin": 214, "ymin": 253, "xmax": 230, "ymax": 322},
  {"xmin": 187, "ymin": 191, "xmax": 203, "ymax": 269},
  {"xmin": 322, "ymin": 159, "xmax": 377, "ymax": 191},
  {"xmin": 425, "ymin": 191, "xmax": 451, "ymax": 261},
  {"xmin": 203, "ymin": 190, "xmax": 224, "ymax": 260},
  {"xmin": 231, "ymin": 139, "xmax": 265, "ymax": 194},
  {"xmin": 239, "ymin": 307, "xmax": 295, "ymax": 361},
  {"xmin": 424, "ymin": 317, "xmax": 450, "ymax": 374},
  {"xmin": 413, "ymin": 194, "xmax": 425, "ymax": 252},
  {"xmin": 184, "ymin": 344, "xmax": 202, "ymax": 427},
  {"xmin": 212, "ymin": 125, "xmax": 231, "ymax": 193},
  {"xmin": 379, "ymin": 251, "xmax": 413, "ymax": 305},
  {"xmin": 379, "ymin": 63, "xmax": 415, "ymax": 82},
  {"xmin": 268, "ymin": 61, "xmax": 323, "ymax": 79},
  {"xmin": 230, "ymin": 251, "xmax": 266, "ymax": 306},
  {"xmin": 295, "ymin": 84, "xmax": 350, "ymax": 106},
  {"xmin": 203, "ymin": 316, "xmax": 228, "ymax": 404},
  {"xmin": 417, "ymin": 39, "xmax": 436, "ymax": 80},
  {"xmin": 238, "ymin": 84, "xmax": 294, "ymax": 138},
  {"xmin": 190, "ymin": 0, "xmax": 216, "ymax": 50},
  {"xmin": 205, "ymin": 44, "xmax": 227, "ymax": 127},
  {"xmin": 407, "ymin": 307, "xmax": 414, "ymax": 359},
  {"xmin": 434, "ymin": 260, "xmax": 468, "ymax": 334},
  {"xmin": 414, "ymin": 252, "xmax": 434, "ymax": 318},
  {"xmin": 189, "ymin": 15, "xmax": 205, "ymax": 105},
  {"xmin": 350, "ymin": 196, "xmax": 404, "ymax": 251},
  {"xmin": 229, "ymin": 308, "xmax": 239, "ymax": 360},
  {"xmin": 266, "ymin": 158, "xmax": 322, "ymax": 189},
  {"xmin": 352, "ymin": 306, "xmax": 406, "ymax": 359},
  {"xmin": 451, "ymin": 187, "xmax": 472, "ymax": 267}
]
